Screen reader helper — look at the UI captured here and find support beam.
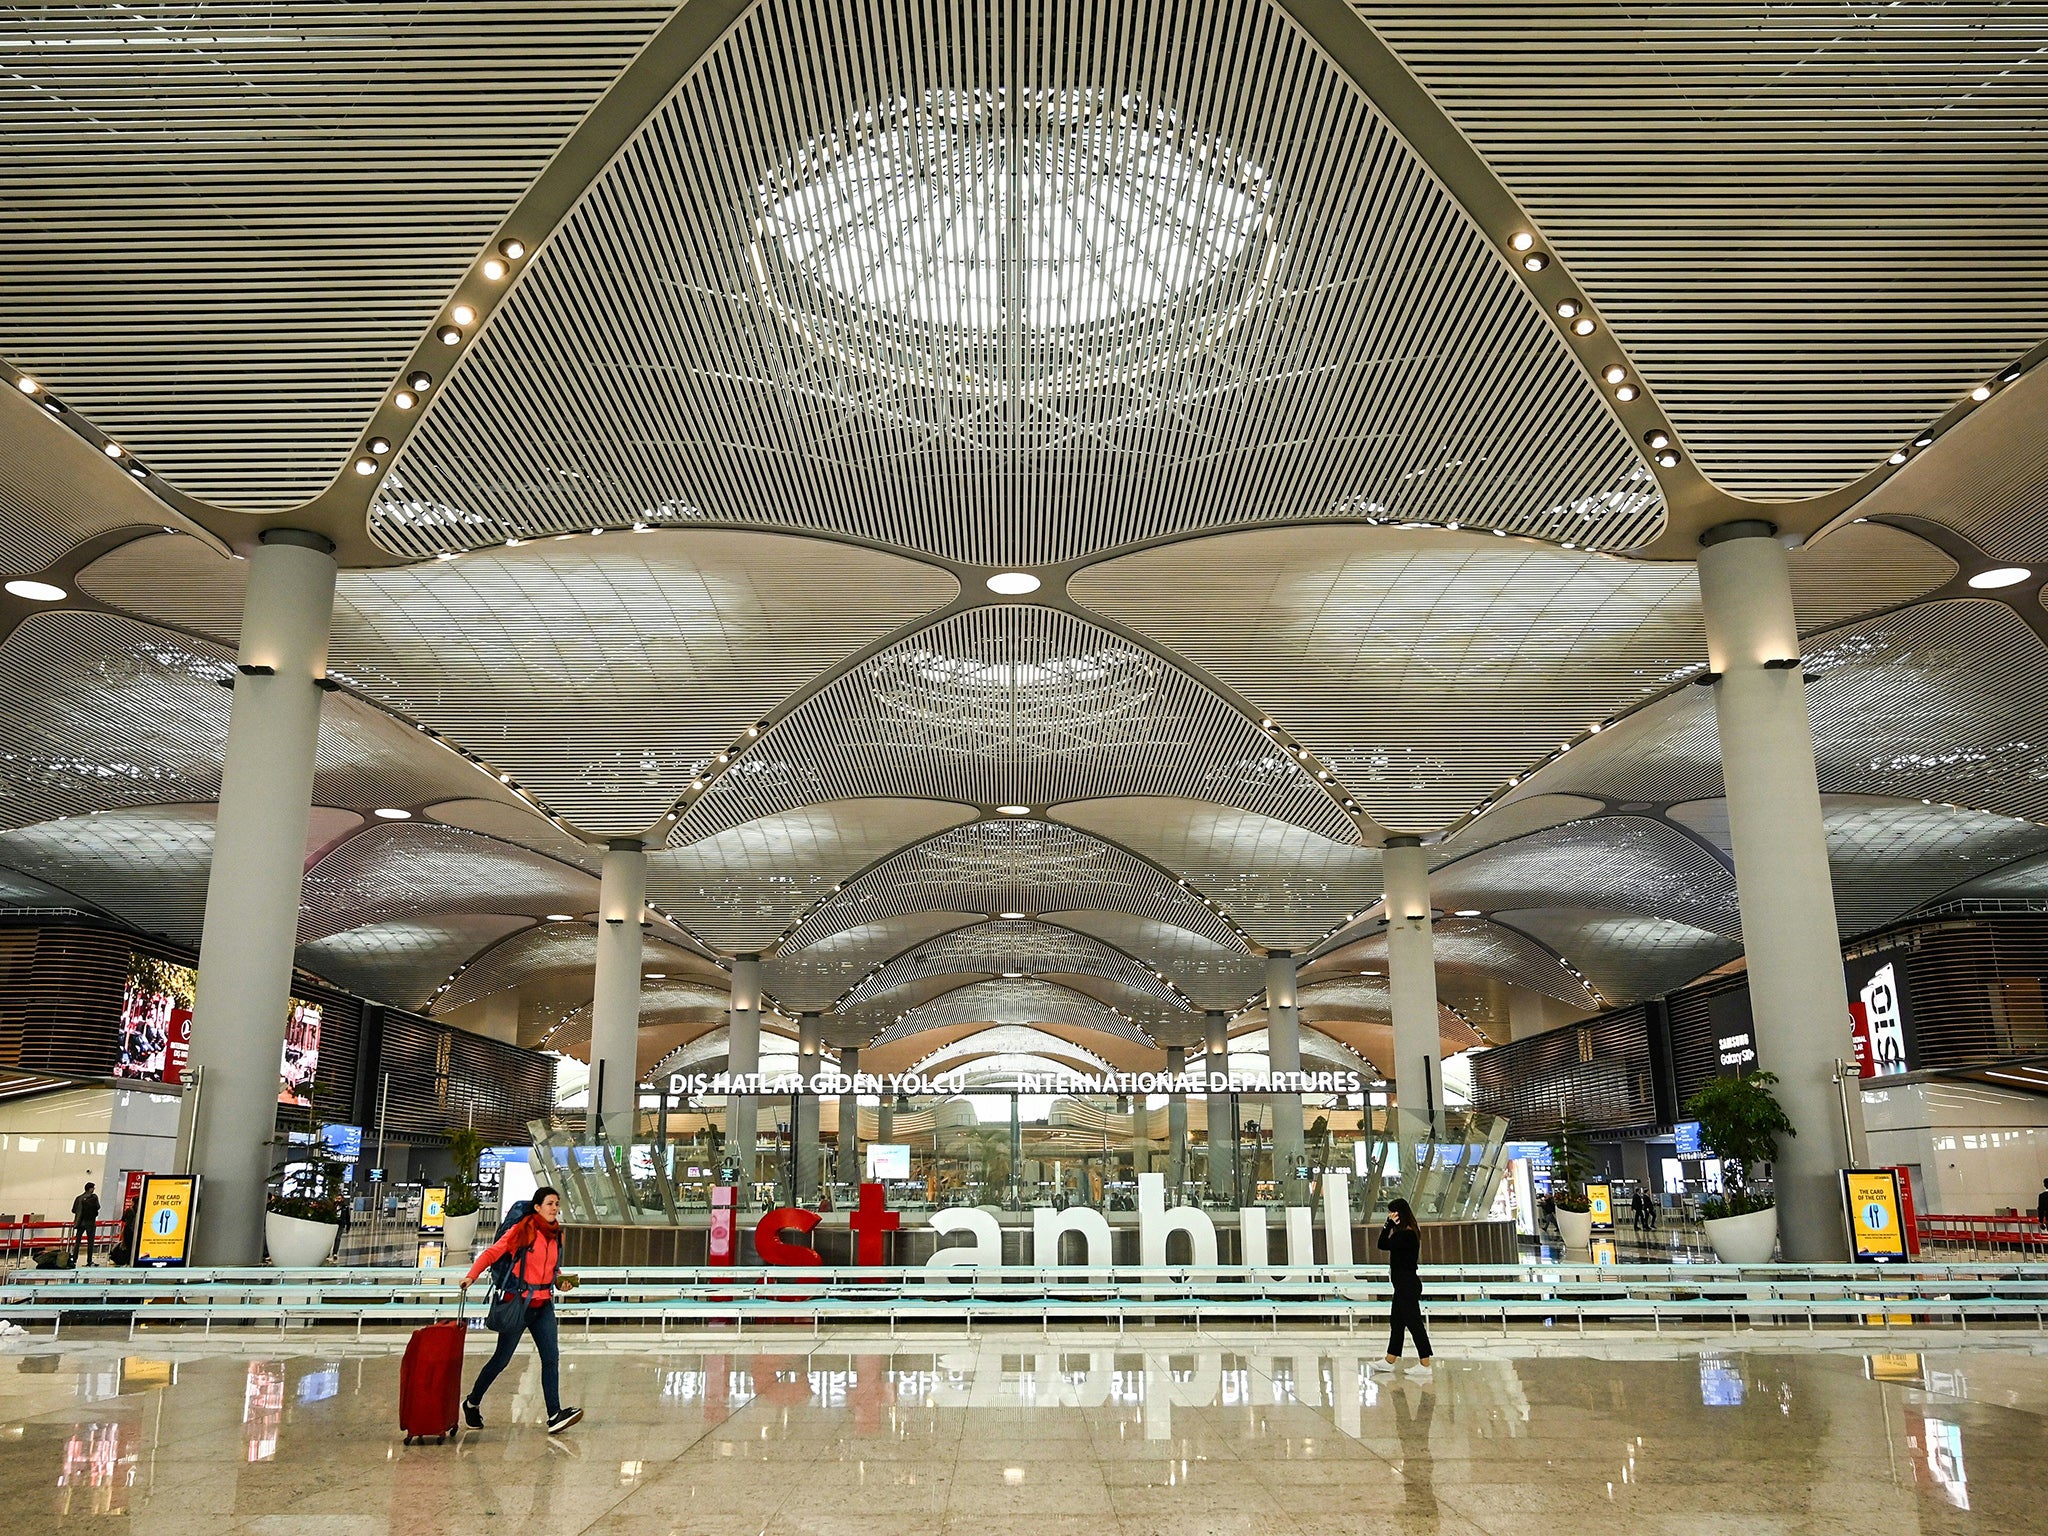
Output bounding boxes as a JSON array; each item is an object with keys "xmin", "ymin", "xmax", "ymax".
[
  {"xmin": 835, "ymin": 1045, "xmax": 860, "ymax": 1188},
  {"xmin": 725, "ymin": 955, "xmax": 762, "ymax": 1205},
  {"xmin": 1205, "ymin": 1010, "xmax": 1230, "ymax": 1200},
  {"xmin": 794, "ymin": 1013, "xmax": 822, "ymax": 1203},
  {"xmin": 1698, "ymin": 521, "xmax": 1853, "ymax": 1262},
  {"xmin": 1383, "ymin": 839, "xmax": 1445, "ymax": 1147},
  {"xmin": 1265, "ymin": 954, "xmax": 1307, "ymax": 1206},
  {"xmin": 184, "ymin": 530, "xmax": 337, "ymax": 1266},
  {"xmin": 588, "ymin": 839, "xmax": 647, "ymax": 1144}
]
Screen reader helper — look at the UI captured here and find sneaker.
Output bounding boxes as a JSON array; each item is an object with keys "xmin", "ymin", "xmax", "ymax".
[
  {"xmin": 547, "ymin": 1406, "xmax": 583, "ymax": 1434},
  {"xmin": 461, "ymin": 1398, "xmax": 483, "ymax": 1429},
  {"xmin": 1368, "ymin": 1359, "xmax": 1397, "ymax": 1374},
  {"xmin": 1404, "ymin": 1364, "xmax": 1434, "ymax": 1380}
]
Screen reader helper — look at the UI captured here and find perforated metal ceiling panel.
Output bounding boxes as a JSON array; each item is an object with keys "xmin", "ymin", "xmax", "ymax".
[
  {"xmin": 0, "ymin": 390, "xmax": 201, "ymax": 576},
  {"xmin": 296, "ymin": 914, "xmax": 535, "ymax": 1013},
  {"xmin": 911, "ymin": 1023, "xmax": 1120, "ymax": 1074},
  {"xmin": 424, "ymin": 800, "xmax": 604, "ymax": 875},
  {"xmin": 1072, "ymin": 522, "xmax": 1958, "ymax": 829},
  {"xmin": 297, "ymin": 823, "xmax": 597, "ymax": 945},
  {"xmin": 431, "ymin": 922, "xmax": 724, "ymax": 1017},
  {"xmin": 81, "ymin": 530, "xmax": 958, "ymax": 834},
  {"xmin": 1430, "ymin": 794, "xmax": 1607, "ymax": 863},
  {"xmin": 671, "ymin": 605, "xmax": 1357, "ymax": 844},
  {"xmin": 1053, "ymin": 798, "xmax": 1382, "ymax": 949},
  {"xmin": 375, "ymin": 0, "xmax": 1659, "ymax": 565},
  {"xmin": 1433, "ymin": 816, "xmax": 1740, "ymax": 939},
  {"xmin": 0, "ymin": 2, "xmax": 676, "ymax": 510},
  {"xmin": 763, "ymin": 912, "xmax": 984, "ymax": 1013},
  {"xmin": 1041, "ymin": 911, "xmax": 1266, "ymax": 1010},
  {"xmin": 783, "ymin": 818, "xmax": 1243, "ymax": 952},
  {"xmin": 1671, "ymin": 797, "xmax": 2048, "ymax": 939},
  {"xmin": 868, "ymin": 979, "xmax": 1153, "ymax": 1050},
  {"xmin": 1304, "ymin": 917, "xmax": 1597, "ymax": 1009},
  {"xmin": 1850, "ymin": 372, "xmax": 2048, "ymax": 563},
  {"xmin": 839, "ymin": 920, "xmax": 1182, "ymax": 1013},
  {"xmin": 1492, "ymin": 907, "xmax": 1741, "ymax": 1007},
  {"xmin": 649, "ymin": 799, "xmax": 977, "ymax": 952},
  {"xmin": 1359, "ymin": 3, "xmax": 2048, "ymax": 496}
]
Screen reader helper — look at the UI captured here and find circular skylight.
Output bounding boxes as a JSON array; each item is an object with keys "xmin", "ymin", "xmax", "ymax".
[{"xmin": 755, "ymin": 87, "xmax": 1278, "ymax": 395}]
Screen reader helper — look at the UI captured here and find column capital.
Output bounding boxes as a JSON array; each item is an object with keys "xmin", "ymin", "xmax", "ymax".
[
  {"xmin": 1384, "ymin": 833, "xmax": 1422, "ymax": 849},
  {"xmin": 257, "ymin": 526, "xmax": 336, "ymax": 554},
  {"xmin": 606, "ymin": 835, "xmax": 646, "ymax": 853},
  {"xmin": 1698, "ymin": 518, "xmax": 1778, "ymax": 548}
]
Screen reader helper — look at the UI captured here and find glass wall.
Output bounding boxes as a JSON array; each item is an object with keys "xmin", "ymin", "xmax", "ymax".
[{"xmin": 533, "ymin": 1088, "xmax": 1509, "ymax": 1226}]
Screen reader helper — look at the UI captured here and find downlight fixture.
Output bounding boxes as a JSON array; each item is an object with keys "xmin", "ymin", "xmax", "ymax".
[
  {"xmin": 1520, "ymin": 251, "xmax": 1550, "ymax": 273},
  {"xmin": 986, "ymin": 571, "xmax": 1041, "ymax": 595},
  {"xmin": 482, "ymin": 258, "xmax": 508, "ymax": 280},
  {"xmin": 1555, "ymin": 298, "xmax": 1581, "ymax": 319},
  {"xmin": 1571, "ymin": 316, "xmax": 1596, "ymax": 336},
  {"xmin": 372, "ymin": 807, "xmax": 412, "ymax": 820},
  {"xmin": 14, "ymin": 375, "xmax": 38, "ymax": 394},
  {"xmin": 1967, "ymin": 567, "xmax": 2033, "ymax": 590},
  {"xmin": 545, "ymin": 913, "xmax": 575, "ymax": 923},
  {"xmin": 1644, "ymin": 428, "xmax": 1671, "ymax": 451},
  {"xmin": 407, "ymin": 370, "xmax": 432, "ymax": 392},
  {"xmin": 5, "ymin": 579, "xmax": 66, "ymax": 602},
  {"xmin": 436, "ymin": 324, "xmax": 463, "ymax": 345},
  {"xmin": 1507, "ymin": 231, "xmax": 1536, "ymax": 252},
  {"xmin": 451, "ymin": 304, "xmax": 477, "ymax": 326},
  {"xmin": 498, "ymin": 237, "xmax": 526, "ymax": 260},
  {"xmin": 995, "ymin": 805, "xmax": 1032, "ymax": 816}
]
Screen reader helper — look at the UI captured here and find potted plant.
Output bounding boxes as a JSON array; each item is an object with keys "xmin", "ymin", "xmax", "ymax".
[
  {"xmin": 265, "ymin": 1133, "xmax": 348, "ymax": 1268},
  {"xmin": 1547, "ymin": 1117, "xmax": 1595, "ymax": 1248},
  {"xmin": 444, "ymin": 1127, "xmax": 486, "ymax": 1250},
  {"xmin": 1684, "ymin": 1071, "xmax": 1795, "ymax": 1264}
]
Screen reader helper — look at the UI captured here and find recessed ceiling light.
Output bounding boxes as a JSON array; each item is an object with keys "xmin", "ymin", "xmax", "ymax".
[
  {"xmin": 986, "ymin": 571, "xmax": 1041, "ymax": 595},
  {"xmin": 102, "ymin": 441, "xmax": 123, "ymax": 458},
  {"xmin": 1644, "ymin": 429, "xmax": 1671, "ymax": 450},
  {"xmin": 407, "ymin": 370, "xmax": 432, "ymax": 391},
  {"xmin": 451, "ymin": 304, "xmax": 477, "ymax": 326},
  {"xmin": 436, "ymin": 325, "xmax": 463, "ymax": 345},
  {"xmin": 1508, "ymin": 231, "xmax": 1535, "ymax": 252},
  {"xmin": 1571, "ymin": 316, "xmax": 1596, "ymax": 336},
  {"xmin": 1614, "ymin": 384, "xmax": 1638, "ymax": 402},
  {"xmin": 1654, "ymin": 449, "xmax": 1681, "ymax": 468},
  {"xmin": 1971, "ymin": 384, "xmax": 1992, "ymax": 401},
  {"xmin": 1001, "ymin": 971, "xmax": 1024, "ymax": 979},
  {"xmin": 482, "ymin": 258, "xmax": 508, "ymax": 281},
  {"xmin": 996, "ymin": 805, "xmax": 1031, "ymax": 815},
  {"xmin": 5, "ymin": 579, "xmax": 66, "ymax": 602},
  {"xmin": 393, "ymin": 389, "xmax": 417, "ymax": 411},
  {"xmin": 997, "ymin": 911, "xmax": 1026, "ymax": 920},
  {"xmin": 1602, "ymin": 365, "xmax": 1627, "ymax": 385},
  {"xmin": 1968, "ymin": 567, "xmax": 2032, "ymax": 590},
  {"xmin": 14, "ymin": 376, "xmax": 38, "ymax": 394},
  {"xmin": 372, "ymin": 807, "xmax": 411, "ymax": 820},
  {"xmin": 1454, "ymin": 909, "xmax": 1481, "ymax": 918},
  {"xmin": 367, "ymin": 436, "xmax": 391, "ymax": 454},
  {"xmin": 499, "ymin": 237, "xmax": 525, "ymax": 260},
  {"xmin": 354, "ymin": 457, "xmax": 378, "ymax": 475},
  {"xmin": 1521, "ymin": 252, "xmax": 1549, "ymax": 273},
  {"xmin": 1913, "ymin": 433, "xmax": 1934, "ymax": 449},
  {"xmin": 545, "ymin": 913, "xmax": 574, "ymax": 923},
  {"xmin": 1888, "ymin": 450, "xmax": 1908, "ymax": 465},
  {"xmin": 1555, "ymin": 298, "xmax": 1580, "ymax": 319}
]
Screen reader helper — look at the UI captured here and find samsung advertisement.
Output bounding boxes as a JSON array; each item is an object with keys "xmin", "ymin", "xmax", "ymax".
[{"xmin": 115, "ymin": 952, "xmax": 324, "ymax": 1104}]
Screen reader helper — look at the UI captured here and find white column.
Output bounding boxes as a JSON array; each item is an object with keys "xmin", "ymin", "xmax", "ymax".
[
  {"xmin": 184, "ymin": 530, "xmax": 337, "ymax": 1266},
  {"xmin": 1166, "ymin": 1045, "xmax": 1188, "ymax": 1196},
  {"xmin": 725, "ymin": 954, "xmax": 762, "ymax": 1203},
  {"xmin": 1383, "ymin": 839, "xmax": 1445, "ymax": 1147},
  {"xmin": 1265, "ymin": 953, "xmax": 1307, "ymax": 1205},
  {"xmin": 588, "ymin": 839, "xmax": 647, "ymax": 1144},
  {"xmin": 794, "ymin": 1014, "xmax": 822, "ymax": 1203},
  {"xmin": 1205, "ymin": 1010, "xmax": 1231, "ymax": 1199},
  {"xmin": 1699, "ymin": 521, "xmax": 1853, "ymax": 1262},
  {"xmin": 835, "ymin": 1044, "xmax": 860, "ymax": 1187}
]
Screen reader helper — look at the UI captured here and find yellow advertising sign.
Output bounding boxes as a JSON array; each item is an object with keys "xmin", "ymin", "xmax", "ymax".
[
  {"xmin": 1587, "ymin": 1182, "xmax": 1614, "ymax": 1233},
  {"xmin": 1844, "ymin": 1169, "xmax": 1908, "ymax": 1263},
  {"xmin": 135, "ymin": 1175, "xmax": 196, "ymax": 1267},
  {"xmin": 1591, "ymin": 1237, "xmax": 1619, "ymax": 1266},
  {"xmin": 420, "ymin": 1186, "xmax": 447, "ymax": 1232}
]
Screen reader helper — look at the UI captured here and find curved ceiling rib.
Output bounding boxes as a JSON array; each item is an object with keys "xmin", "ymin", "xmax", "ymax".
[
  {"xmin": 835, "ymin": 919, "xmax": 1188, "ymax": 1014},
  {"xmin": 370, "ymin": 0, "xmax": 1662, "ymax": 569}
]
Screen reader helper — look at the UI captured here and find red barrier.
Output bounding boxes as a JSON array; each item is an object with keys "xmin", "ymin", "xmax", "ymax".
[
  {"xmin": 1916, "ymin": 1213, "xmax": 2048, "ymax": 1255},
  {"xmin": 0, "ymin": 1219, "xmax": 125, "ymax": 1263}
]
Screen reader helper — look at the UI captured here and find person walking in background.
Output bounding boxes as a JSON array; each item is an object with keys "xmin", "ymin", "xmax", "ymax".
[
  {"xmin": 68, "ymin": 1181, "xmax": 100, "ymax": 1266},
  {"xmin": 2037, "ymin": 1177, "xmax": 2047, "ymax": 1229},
  {"xmin": 1370, "ymin": 1198, "xmax": 1433, "ymax": 1381},
  {"xmin": 457, "ymin": 1187, "xmax": 582, "ymax": 1433},
  {"xmin": 109, "ymin": 1193, "xmax": 140, "ymax": 1266}
]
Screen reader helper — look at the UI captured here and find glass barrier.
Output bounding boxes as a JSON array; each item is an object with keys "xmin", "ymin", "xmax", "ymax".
[{"xmin": 533, "ymin": 1092, "xmax": 1509, "ymax": 1228}]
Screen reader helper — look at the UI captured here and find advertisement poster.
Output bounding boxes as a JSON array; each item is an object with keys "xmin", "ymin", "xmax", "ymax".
[
  {"xmin": 1843, "ymin": 1168, "xmax": 1909, "ymax": 1263},
  {"xmin": 1586, "ymin": 1182, "xmax": 1614, "ymax": 1233},
  {"xmin": 134, "ymin": 1175, "xmax": 197, "ymax": 1267},
  {"xmin": 1844, "ymin": 951, "xmax": 1915, "ymax": 1078},
  {"xmin": 116, "ymin": 953, "xmax": 322, "ymax": 1103},
  {"xmin": 866, "ymin": 1143, "xmax": 912, "ymax": 1180},
  {"xmin": 420, "ymin": 1186, "xmax": 447, "ymax": 1232}
]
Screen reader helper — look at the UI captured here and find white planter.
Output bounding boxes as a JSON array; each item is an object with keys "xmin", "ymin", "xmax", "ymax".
[
  {"xmin": 1704, "ymin": 1206, "xmax": 1780, "ymax": 1264},
  {"xmin": 1555, "ymin": 1208, "xmax": 1593, "ymax": 1249},
  {"xmin": 442, "ymin": 1210, "xmax": 481, "ymax": 1252},
  {"xmin": 265, "ymin": 1212, "xmax": 339, "ymax": 1268}
]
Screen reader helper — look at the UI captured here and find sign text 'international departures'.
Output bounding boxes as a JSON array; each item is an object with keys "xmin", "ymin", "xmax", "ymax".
[{"xmin": 666, "ymin": 1069, "xmax": 1366, "ymax": 1098}]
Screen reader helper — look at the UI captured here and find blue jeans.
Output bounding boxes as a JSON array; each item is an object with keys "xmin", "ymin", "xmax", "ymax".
[{"xmin": 468, "ymin": 1300, "xmax": 560, "ymax": 1416}]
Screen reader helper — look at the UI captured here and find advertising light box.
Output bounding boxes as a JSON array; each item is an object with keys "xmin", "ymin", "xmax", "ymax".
[
  {"xmin": 115, "ymin": 952, "xmax": 322, "ymax": 1103},
  {"xmin": 866, "ymin": 1143, "xmax": 912, "ymax": 1180}
]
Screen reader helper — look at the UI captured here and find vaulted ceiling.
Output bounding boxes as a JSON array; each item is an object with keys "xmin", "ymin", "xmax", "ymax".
[{"xmin": 3, "ymin": 1, "xmax": 2045, "ymax": 1081}]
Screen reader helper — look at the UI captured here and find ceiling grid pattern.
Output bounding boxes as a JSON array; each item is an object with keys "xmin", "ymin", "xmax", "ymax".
[
  {"xmin": 837, "ymin": 919, "xmax": 1184, "ymax": 1012},
  {"xmin": 374, "ymin": 0, "xmax": 1661, "ymax": 565}
]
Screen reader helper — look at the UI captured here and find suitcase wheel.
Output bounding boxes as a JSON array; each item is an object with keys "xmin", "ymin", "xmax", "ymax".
[{"xmin": 403, "ymin": 1435, "xmax": 414, "ymax": 1446}]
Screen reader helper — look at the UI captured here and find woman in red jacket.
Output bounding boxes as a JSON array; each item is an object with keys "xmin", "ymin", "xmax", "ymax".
[{"xmin": 458, "ymin": 1187, "xmax": 581, "ymax": 1432}]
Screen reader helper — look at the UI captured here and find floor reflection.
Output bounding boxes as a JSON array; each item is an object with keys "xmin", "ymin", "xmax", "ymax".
[{"xmin": 0, "ymin": 1335, "xmax": 2039, "ymax": 1532}]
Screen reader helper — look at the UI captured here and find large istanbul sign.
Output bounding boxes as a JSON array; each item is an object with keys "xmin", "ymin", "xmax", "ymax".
[
  {"xmin": 668, "ymin": 1069, "xmax": 1366, "ymax": 1097},
  {"xmin": 743, "ymin": 1171, "xmax": 1367, "ymax": 1274}
]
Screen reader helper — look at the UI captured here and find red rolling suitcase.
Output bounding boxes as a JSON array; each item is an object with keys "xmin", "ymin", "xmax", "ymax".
[{"xmin": 399, "ymin": 1295, "xmax": 467, "ymax": 1445}]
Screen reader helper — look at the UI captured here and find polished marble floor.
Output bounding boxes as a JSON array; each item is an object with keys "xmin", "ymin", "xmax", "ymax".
[{"xmin": 2, "ymin": 1327, "xmax": 2042, "ymax": 1535}]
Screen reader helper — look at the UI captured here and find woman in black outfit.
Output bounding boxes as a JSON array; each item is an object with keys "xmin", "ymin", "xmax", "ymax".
[{"xmin": 1372, "ymin": 1198, "xmax": 1433, "ymax": 1379}]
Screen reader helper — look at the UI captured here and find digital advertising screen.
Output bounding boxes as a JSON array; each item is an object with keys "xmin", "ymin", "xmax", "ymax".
[
  {"xmin": 116, "ymin": 952, "xmax": 323, "ymax": 1103},
  {"xmin": 866, "ymin": 1143, "xmax": 912, "ymax": 1180}
]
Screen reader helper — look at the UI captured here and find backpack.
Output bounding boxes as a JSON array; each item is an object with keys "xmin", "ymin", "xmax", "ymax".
[{"xmin": 486, "ymin": 1200, "xmax": 533, "ymax": 1290}]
